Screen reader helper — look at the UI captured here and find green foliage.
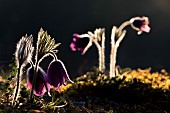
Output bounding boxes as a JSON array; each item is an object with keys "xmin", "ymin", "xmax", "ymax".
[
  {"xmin": 36, "ymin": 28, "xmax": 60, "ymax": 61},
  {"xmin": 9, "ymin": 61, "xmax": 17, "ymax": 78}
]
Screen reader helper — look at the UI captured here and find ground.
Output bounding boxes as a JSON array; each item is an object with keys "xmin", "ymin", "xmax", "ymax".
[{"xmin": 0, "ymin": 67, "xmax": 170, "ymax": 113}]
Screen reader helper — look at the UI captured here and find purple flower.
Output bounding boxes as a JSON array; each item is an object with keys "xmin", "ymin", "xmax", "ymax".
[
  {"xmin": 70, "ymin": 33, "xmax": 90, "ymax": 54},
  {"xmin": 130, "ymin": 17, "xmax": 150, "ymax": 34},
  {"xmin": 47, "ymin": 60, "xmax": 73, "ymax": 91},
  {"xmin": 27, "ymin": 66, "xmax": 50, "ymax": 96}
]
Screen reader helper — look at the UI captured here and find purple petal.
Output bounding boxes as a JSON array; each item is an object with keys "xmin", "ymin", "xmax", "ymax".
[
  {"xmin": 132, "ymin": 19, "xmax": 144, "ymax": 29},
  {"xmin": 141, "ymin": 25, "xmax": 150, "ymax": 33},
  {"xmin": 27, "ymin": 66, "xmax": 50, "ymax": 96},
  {"xmin": 70, "ymin": 43, "xmax": 76, "ymax": 51},
  {"xmin": 47, "ymin": 60, "xmax": 73, "ymax": 91},
  {"xmin": 70, "ymin": 33, "xmax": 89, "ymax": 53},
  {"xmin": 131, "ymin": 17, "xmax": 150, "ymax": 33}
]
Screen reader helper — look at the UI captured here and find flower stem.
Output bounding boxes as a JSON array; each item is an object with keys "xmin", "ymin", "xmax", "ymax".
[
  {"xmin": 29, "ymin": 60, "xmax": 39, "ymax": 100},
  {"xmin": 109, "ymin": 21, "xmax": 131, "ymax": 77},
  {"xmin": 49, "ymin": 52, "xmax": 58, "ymax": 61},
  {"xmin": 110, "ymin": 30, "xmax": 126, "ymax": 77},
  {"xmin": 52, "ymin": 89, "xmax": 55, "ymax": 102},
  {"xmin": 101, "ymin": 29, "xmax": 105, "ymax": 73},
  {"xmin": 93, "ymin": 40, "xmax": 103, "ymax": 72},
  {"xmin": 12, "ymin": 66, "xmax": 22, "ymax": 105},
  {"xmin": 117, "ymin": 21, "xmax": 131, "ymax": 36},
  {"xmin": 109, "ymin": 26, "xmax": 117, "ymax": 77}
]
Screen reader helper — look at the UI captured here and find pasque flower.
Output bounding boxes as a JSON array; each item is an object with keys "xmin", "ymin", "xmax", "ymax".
[
  {"xmin": 109, "ymin": 16, "xmax": 150, "ymax": 77},
  {"xmin": 15, "ymin": 35, "xmax": 34, "ymax": 68},
  {"xmin": 12, "ymin": 35, "xmax": 34, "ymax": 105},
  {"xmin": 21, "ymin": 28, "xmax": 73, "ymax": 99},
  {"xmin": 27, "ymin": 66, "xmax": 51, "ymax": 96},
  {"xmin": 27, "ymin": 59, "xmax": 73, "ymax": 96},
  {"xmin": 47, "ymin": 60, "xmax": 74, "ymax": 91},
  {"xmin": 70, "ymin": 29, "xmax": 106, "ymax": 72},
  {"xmin": 29, "ymin": 28, "xmax": 61, "ymax": 99},
  {"xmin": 70, "ymin": 33, "xmax": 90, "ymax": 55},
  {"xmin": 130, "ymin": 16, "xmax": 150, "ymax": 34}
]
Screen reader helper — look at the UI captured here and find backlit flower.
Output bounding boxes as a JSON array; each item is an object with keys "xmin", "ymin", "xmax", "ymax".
[
  {"xmin": 27, "ymin": 66, "xmax": 50, "ymax": 96},
  {"xmin": 12, "ymin": 35, "xmax": 34, "ymax": 105},
  {"xmin": 15, "ymin": 35, "xmax": 34, "ymax": 68},
  {"xmin": 47, "ymin": 60, "xmax": 74, "ymax": 91},
  {"xmin": 130, "ymin": 16, "xmax": 150, "ymax": 34},
  {"xmin": 70, "ymin": 33, "xmax": 90, "ymax": 55}
]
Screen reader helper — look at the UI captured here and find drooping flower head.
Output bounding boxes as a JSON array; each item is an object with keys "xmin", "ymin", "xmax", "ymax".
[
  {"xmin": 130, "ymin": 16, "xmax": 150, "ymax": 35},
  {"xmin": 47, "ymin": 60, "xmax": 73, "ymax": 91},
  {"xmin": 27, "ymin": 66, "xmax": 50, "ymax": 96},
  {"xmin": 15, "ymin": 35, "xmax": 34, "ymax": 68},
  {"xmin": 70, "ymin": 33, "xmax": 91, "ymax": 55}
]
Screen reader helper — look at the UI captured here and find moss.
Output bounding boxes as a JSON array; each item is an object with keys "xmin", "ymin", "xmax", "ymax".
[{"xmin": 0, "ymin": 67, "xmax": 170, "ymax": 112}]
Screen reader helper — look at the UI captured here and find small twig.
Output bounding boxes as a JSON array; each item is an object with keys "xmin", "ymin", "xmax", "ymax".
[{"xmin": 82, "ymin": 106, "xmax": 93, "ymax": 113}]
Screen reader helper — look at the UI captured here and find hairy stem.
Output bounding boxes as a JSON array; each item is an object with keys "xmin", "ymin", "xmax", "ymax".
[
  {"xmin": 111, "ymin": 30, "xmax": 126, "ymax": 77},
  {"xmin": 93, "ymin": 40, "xmax": 103, "ymax": 72},
  {"xmin": 29, "ymin": 60, "xmax": 39, "ymax": 100},
  {"xmin": 49, "ymin": 51, "xmax": 58, "ymax": 61},
  {"xmin": 12, "ymin": 66, "xmax": 22, "ymax": 105},
  {"xmin": 109, "ymin": 26, "xmax": 117, "ymax": 77},
  {"xmin": 117, "ymin": 21, "xmax": 131, "ymax": 37},
  {"xmin": 101, "ymin": 29, "xmax": 105, "ymax": 72},
  {"xmin": 109, "ymin": 20, "xmax": 131, "ymax": 77}
]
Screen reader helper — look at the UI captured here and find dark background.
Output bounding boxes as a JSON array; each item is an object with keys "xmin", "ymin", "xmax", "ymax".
[{"xmin": 0, "ymin": 0, "xmax": 170, "ymax": 78}]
